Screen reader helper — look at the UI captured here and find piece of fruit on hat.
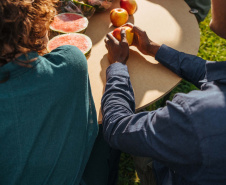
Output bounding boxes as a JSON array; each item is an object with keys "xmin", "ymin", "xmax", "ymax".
[
  {"xmin": 50, "ymin": 13, "xmax": 88, "ymax": 34},
  {"xmin": 47, "ymin": 33, "xmax": 92, "ymax": 57}
]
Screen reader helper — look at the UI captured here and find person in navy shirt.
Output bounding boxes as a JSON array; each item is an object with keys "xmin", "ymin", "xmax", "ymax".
[{"xmin": 102, "ymin": 0, "xmax": 226, "ymax": 184}]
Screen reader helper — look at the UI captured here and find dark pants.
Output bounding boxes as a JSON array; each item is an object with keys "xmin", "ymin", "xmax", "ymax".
[{"xmin": 81, "ymin": 125, "xmax": 121, "ymax": 185}]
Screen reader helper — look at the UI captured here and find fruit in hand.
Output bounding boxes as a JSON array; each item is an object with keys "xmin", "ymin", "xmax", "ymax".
[
  {"xmin": 112, "ymin": 26, "xmax": 134, "ymax": 45},
  {"xmin": 110, "ymin": 8, "xmax": 129, "ymax": 27},
  {"xmin": 120, "ymin": 0, "xmax": 137, "ymax": 15}
]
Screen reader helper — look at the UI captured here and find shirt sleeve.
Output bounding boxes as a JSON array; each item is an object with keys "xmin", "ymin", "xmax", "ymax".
[
  {"xmin": 155, "ymin": 44, "xmax": 207, "ymax": 88},
  {"xmin": 101, "ymin": 62, "xmax": 201, "ymax": 173}
]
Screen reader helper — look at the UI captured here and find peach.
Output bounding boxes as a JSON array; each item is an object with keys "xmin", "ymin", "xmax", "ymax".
[
  {"xmin": 112, "ymin": 26, "xmax": 134, "ymax": 45},
  {"xmin": 110, "ymin": 8, "xmax": 129, "ymax": 27},
  {"xmin": 120, "ymin": 0, "xmax": 137, "ymax": 15}
]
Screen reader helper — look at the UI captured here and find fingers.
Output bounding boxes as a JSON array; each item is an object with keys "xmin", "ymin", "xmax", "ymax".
[
  {"xmin": 104, "ymin": 29, "xmax": 130, "ymax": 65},
  {"xmin": 106, "ymin": 32, "xmax": 118, "ymax": 43},
  {"xmin": 122, "ymin": 22, "xmax": 134, "ymax": 28},
  {"xmin": 132, "ymin": 25, "xmax": 146, "ymax": 35},
  {"xmin": 122, "ymin": 23, "xmax": 141, "ymax": 34},
  {"xmin": 104, "ymin": 37, "xmax": 109, "ymax": 50},
  {"xmin": 120, "ymin": 28, "xmax": 128, "ymax": 44},
  {"xmin": 104, "ymin": 37, "xmax": 108, "ymax": 44},
  {"xmin": 105, "ymin": 32, "xmax": 121, "ymax": 51},
  {"xmin": 104, "ymin": 41, "xmax": 109, "ymax": 50},
  {"xmin": 105, "ymin": 32, "xmax": 117, "ymax": 50},
  {"xmin": 132, "ymin": 26, "xmax": 150, "ymax": 46}
]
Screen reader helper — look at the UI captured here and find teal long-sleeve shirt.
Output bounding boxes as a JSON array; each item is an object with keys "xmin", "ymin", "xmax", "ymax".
[{"xmin": 0, "ymin": 45, "xmax": 98, "ymax": 185}]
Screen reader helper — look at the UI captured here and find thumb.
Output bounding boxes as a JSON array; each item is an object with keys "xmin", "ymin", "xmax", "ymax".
[{"xmin": 120, "ymin": 28, "xmax": 128, "ymax": 44}]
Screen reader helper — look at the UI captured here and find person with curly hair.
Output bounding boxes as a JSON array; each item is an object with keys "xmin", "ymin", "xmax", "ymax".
[{"xmin": 0, "ymin": 1, "xmax": 116, "ymax": 185}]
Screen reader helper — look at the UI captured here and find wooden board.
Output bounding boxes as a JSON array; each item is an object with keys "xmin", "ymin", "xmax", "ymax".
[{"xmin": 85, "ymin": 0, "xmax": 200, "ymax": 123}]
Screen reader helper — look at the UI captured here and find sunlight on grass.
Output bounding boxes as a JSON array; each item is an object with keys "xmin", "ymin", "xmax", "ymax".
[{"xmin": 198, "ymin": 12, "xmax": 226, "ymax": 61}]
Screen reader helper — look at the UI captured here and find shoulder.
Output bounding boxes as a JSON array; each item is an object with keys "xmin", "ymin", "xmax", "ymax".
[
  {"xmin": 171, "ymin": 90, "xmax": 206, "ymax": 118},
  {"xmin": 171, "ymin": 88, "xmax": 226, "ymax": 133},
  {"xmin": 43, "ymin": 45, "xmax": 88, "ymax": 72},
  {"xmin": 173, "ymin": 86, "xmax": 224, "ymax": 110},
  {"xmin": 168, "ymin": 91, "xmax": 201, "ymax": 125},
  {"xmin": 36, "ymin": 45, "xmax": 89, "ymax": 86}
]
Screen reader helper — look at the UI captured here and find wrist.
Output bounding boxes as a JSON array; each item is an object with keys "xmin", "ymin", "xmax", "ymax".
[
  {"xmin": 107, "ymin": 62, "xmax": 129, "ymax": 80},
  {"xmin": 147, "ymin": 42, "xmax": 160, "ymax": 57},
  {"xmin": 116, "ymin": 60, "xmax": 127, "ymax": 65},
  {"xmin": 110, "ymin": 60, "xmax": 127, "ymax": 65}
]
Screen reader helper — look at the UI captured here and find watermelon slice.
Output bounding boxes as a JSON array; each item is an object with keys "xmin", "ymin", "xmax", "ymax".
[
  {"xmin": 50, "ymin": 13, "xmax": 88, "ymax": 34},
  {"xmin": 47, "ymin": 33, "xmax": 92, "ymax": 57}
]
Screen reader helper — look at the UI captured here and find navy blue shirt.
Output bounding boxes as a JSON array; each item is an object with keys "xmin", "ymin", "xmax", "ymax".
[{"xmin": 101, "ymin": 45, "xmax": 226, "ymax": 185}]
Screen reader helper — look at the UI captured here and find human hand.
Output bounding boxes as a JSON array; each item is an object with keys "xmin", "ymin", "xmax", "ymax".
[
  {"xmin": 104, "ymin": 28, "xmax": 129, "ymax": 65},
  {"xmin": 124, "ymin": 23, "xmax": 160, "ymax": 57}
]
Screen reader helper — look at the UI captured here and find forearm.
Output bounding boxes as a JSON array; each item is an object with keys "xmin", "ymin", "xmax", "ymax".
[
  {"xmin": 155, "ymin": 45, "xmax": 207, "ymax": 88},
  {"xmin": 101, "ymin": 63, "xmax": 156, "ymax": 156},
  {"xmin": 131, "ymin": 25, "xmax": 206, "ymax": 88},
  {"xmin": 101, "ymin": 63, "xmax": 136, "ymax": 147},
  {"xmin": 101, "ymin": 63, "xmax": 199, "ymax": 161}
]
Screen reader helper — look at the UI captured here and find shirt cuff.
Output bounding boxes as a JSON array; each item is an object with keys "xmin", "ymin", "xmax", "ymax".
[
  {"xmin": 106, "ymin": 62, "xmax": 130, "ymax": 80},
  {"xmin": 155, "ymin": 44, "xmax": 179, "ymax": 67}
]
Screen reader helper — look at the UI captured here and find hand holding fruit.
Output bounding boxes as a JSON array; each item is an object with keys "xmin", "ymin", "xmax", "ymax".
[
  {"xmin": 112, "ymin": 26, "xmax": 134, "ymax": 45},
  {"xmin": 105, "ymin": 28, "xmax": 129, "ymax": 64},
  {"xmin": 124, "ymin": 23, "xmax": 160, "ymax": 57}
]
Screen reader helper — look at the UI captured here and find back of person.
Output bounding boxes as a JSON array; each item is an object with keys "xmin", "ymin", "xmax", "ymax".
[
  {"xmin": 101, "ymin": 0, "xmax": 226, "ymax": 181},
  {"xmin": 0, "ymin": 1, "xmax": 120, "ymax": 185},
  {"xmin": 0, "ymin": 45, "xmax": 98, "ymax": 185},
  {"xmin": 194, "ymin": 78, "xmax": 226, "ymax": 184},
  {"xmin": 167, "ymin": 75, "xmax": 226, "ymax": 184}
]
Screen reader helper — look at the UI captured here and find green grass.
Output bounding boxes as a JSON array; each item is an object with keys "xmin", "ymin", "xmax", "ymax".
[{"xmin": 117, "ymin": 12, "xmax": 226, "ymax": 185}]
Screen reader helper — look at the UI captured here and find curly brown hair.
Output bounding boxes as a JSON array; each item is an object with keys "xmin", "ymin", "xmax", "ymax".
[{"xmin": 0, "ymin": 0, "xmax": 59, "ymax": 66}]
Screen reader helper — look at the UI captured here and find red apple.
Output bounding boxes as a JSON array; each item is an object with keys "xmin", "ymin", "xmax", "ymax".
[
  {"xmin": 120, "ymin": 0, "xmax": 137, "ymax": 15},
  {"xmin": 112, "ymin": 26, "xmax": 134, "ymax": 45},
  {"xmin": 110, "ymin": 8, "xmax": 129, "ymax": 27}
]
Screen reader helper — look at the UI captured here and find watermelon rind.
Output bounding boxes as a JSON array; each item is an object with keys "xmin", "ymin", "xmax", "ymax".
[
  {"xmin": 49, "ymin": 13, "xmax": 89, "ymax": 34},
  {"xmin": 71, "ymin": 0, "xmax": 96, "ymax": 18},
  {"xmin": 47, "ymin": 33, "xmax": 92, "ymax": 57},
  {"xmin": 84, "ymin": 0, "xmax": 114, "ymax": 12}
]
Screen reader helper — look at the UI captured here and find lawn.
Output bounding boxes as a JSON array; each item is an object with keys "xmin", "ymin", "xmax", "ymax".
[{"xmin": 117, "ymin": 11, "xmax": 226, "ymax": 185}]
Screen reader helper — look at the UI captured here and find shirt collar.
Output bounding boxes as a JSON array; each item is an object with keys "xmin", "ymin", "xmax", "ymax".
[{"xmin": 206, "ymin": 60, "xmax": 226, "ymax": 82}]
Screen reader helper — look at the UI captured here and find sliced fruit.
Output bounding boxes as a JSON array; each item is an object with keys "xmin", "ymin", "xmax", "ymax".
[
  {"xmin": 50, "ymin": 13, "xmax": 88, "ymax": 34},
  {"xmin": 47, "ymin": 33, "xmax": 92, "ymax": 57}
]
